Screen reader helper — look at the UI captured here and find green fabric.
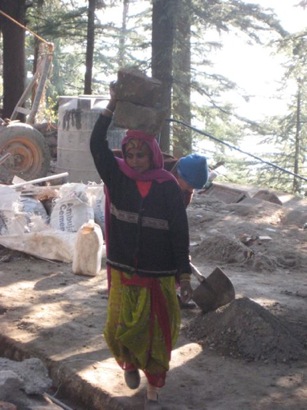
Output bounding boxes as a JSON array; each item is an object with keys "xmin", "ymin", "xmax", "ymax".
[{"xmin": 104, "ymin": 269, "xmax": 180, "ymax": 376}]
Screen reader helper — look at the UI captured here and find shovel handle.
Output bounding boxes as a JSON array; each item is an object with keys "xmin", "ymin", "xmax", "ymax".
[{"xmin": 190, "ymin": 262, "xmax": 206, "ymax": 283}]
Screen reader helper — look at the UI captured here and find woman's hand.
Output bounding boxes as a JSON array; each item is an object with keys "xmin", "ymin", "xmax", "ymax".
[
  {"xmin": 104, "ymin": 81, "xmax": 117, "ymax": 114},
  {"xmin": 109, "ymin": 80, "xmax": 117, "ymax": 101},
  {"xmin": 180, "ymin": 276, "xmax": 193, "ymax": 303}
]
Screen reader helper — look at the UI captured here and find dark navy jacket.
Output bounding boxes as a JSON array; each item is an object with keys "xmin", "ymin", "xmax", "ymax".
[{"xmin": 90, "ymin": 114, "xmax": 191, "ymax": 277}]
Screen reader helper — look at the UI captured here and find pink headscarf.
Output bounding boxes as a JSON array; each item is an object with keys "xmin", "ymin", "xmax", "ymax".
[{"xmin": 116, "ymin": 129, "xmax": 176, "ymax": 183}]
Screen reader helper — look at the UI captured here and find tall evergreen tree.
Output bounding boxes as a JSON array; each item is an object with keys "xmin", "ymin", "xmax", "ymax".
[
  {"xmin": 84, "ymin": 0, "xmax": 96, "ymax": 94},
  {"xmin": 172, "ymin": 0, "xmax": 192, "ymax": 157},
  {"xmin": 171, "ymin": 0, "xmax": 290, "ymax": 158},
  {"xmin": 152, "ymin": 0, "xmax": 177, "ymax": 151},
  {"xmin": 254, "ymin": 34, "xmax": 307, "ymax": 193},
  {"xmin": 0, "ymin": 0, "xmax": 26, "ymax": 119}
]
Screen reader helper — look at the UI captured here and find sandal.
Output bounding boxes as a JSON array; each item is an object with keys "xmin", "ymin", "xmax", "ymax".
[
  {"xmin": 124, "ymin": 369, "xmax": 140, "ymax": 389},
  {"xmin": 144, "ymin": 394, "xmax": 162, "ymax": 409}
]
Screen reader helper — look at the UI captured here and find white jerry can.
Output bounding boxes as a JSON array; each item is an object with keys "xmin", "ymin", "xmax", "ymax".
[{"xmin": 72, "ymin": 219, "xmax": 104, "ymax": 276}]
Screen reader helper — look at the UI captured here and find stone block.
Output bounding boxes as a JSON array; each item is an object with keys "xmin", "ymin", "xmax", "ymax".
[
  {"xmin": 116, "ymin": 68, "xmax": 164, "ymax": 108},
  {"xmin": 113, "ymin": 101, "xmax": 167, "ymax": 135}
]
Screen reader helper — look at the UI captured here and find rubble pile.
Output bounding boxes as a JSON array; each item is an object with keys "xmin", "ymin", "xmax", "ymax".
[{"xmin": 183, "ymin": 297, "xmax": 306, "ymax": 363}]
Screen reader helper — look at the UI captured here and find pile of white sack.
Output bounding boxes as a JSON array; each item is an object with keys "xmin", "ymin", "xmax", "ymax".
[{"xmin": 0, "ymin": 182, "xmax": 106, "ymax": 275}]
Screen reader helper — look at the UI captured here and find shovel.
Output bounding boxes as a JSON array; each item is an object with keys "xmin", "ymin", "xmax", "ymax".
[{"xmin": 190, "ymin": 263, "xmax": 235, "ymax": 313}]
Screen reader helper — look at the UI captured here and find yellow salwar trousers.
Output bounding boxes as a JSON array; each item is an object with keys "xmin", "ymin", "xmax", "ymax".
[{"xmin": 104, "ymin": 268, "xmax": 181, "ymax": 387}]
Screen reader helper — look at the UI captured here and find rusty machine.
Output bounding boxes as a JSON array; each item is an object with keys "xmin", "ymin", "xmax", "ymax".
[{"xmin": 0, "ymin": 13, "xmax": 53, "ymax": 184}]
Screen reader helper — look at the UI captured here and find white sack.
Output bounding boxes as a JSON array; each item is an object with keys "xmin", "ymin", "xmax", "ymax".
[
  {"xmin": 50, "ymin": 183, "xmax": 94, "ymax": 232},
  {"xmin": 0, "ymin": 228, "xmax": 76, "ymax": 262},
  {"xmin": 20, "ymin": 196, "xmax": 49, "ymax": 223},
  {"xmin": 0, "ymin": 186, "xmax": 28, "ymax": 235},
  {"xmin": 85, "ymin": 183, "xmax": 105, "ymax": 235}
]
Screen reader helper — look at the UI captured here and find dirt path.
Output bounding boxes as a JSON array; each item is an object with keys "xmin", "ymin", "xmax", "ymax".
[{"xmin": 0, "ymin": 189, "xmax": 307, "ymax": 409}]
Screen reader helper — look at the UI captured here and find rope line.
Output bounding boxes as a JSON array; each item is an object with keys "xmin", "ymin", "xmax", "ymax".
[
  {"xmin": 0, "ymin": 9, "xmax": 49, "ymax": 44},
  {"xmin": 167, "ymin": 118, "xmax": 307, "ymax": 183}
]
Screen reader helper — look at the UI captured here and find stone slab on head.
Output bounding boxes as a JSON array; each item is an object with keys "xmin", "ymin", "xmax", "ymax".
[
  {"xmin": 116, "ymin": 67, "xmax": 164, "ymax": 109},
  {"xmin": 113, "ymin": 100, "xmax": 168, "ymax": 136}
]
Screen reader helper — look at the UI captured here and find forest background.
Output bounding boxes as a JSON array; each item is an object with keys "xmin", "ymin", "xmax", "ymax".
[{"xmin": 0, "ymin": 0, "xmax": 307, "ymax": 194}]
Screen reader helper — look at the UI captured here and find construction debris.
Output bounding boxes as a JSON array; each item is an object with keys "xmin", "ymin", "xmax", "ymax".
[{"xmin": 0, "ymin": 180, "xmax": 105, "ymax": 263}]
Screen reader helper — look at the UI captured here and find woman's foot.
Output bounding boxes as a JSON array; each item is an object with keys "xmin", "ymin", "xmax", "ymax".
[
  {"xmin": 124, "ymin": 369, "xmax": 140, "ymax": 389},
  {"xmin": 145, "ymin": 384, "xmax": 161, "ymax": 409},
  {"xmin": 144, "ymin": 394, "xmax": 162, "ymax": 410}
]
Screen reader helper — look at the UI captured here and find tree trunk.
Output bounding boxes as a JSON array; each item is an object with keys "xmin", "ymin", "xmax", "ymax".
[
  {"xmin": 293, "ymin": 80, "xmax": 302, "ymax": 193},
  {"xmin": 84, "ymin": 0, "xmax": 96, "ymax": 95},
  {"xmin": 0, "ymin": 0, "xmax": 26, "ymax": 119},
  {"xmin": 118, "ymin": 0, "xmax": 129, "ymax": 67},
  {"xmin": 172, "ymin": 0, "xmax": 192, "ymax": 157},
  {"xmin": 32, "ymin": 0, "xmax": 44, "ymax": 74},
  {"xmin": 152, "ymin": 0, "xmax": 177, "ymax": 152}
]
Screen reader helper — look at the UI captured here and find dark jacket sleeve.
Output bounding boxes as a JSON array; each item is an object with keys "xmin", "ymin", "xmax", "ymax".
[
  {"xmin": 165, "ymin": 182, "xmax": 192, "ymax": 275},
  {"xmin": 90, "ymin": 114, "xmax": 119, "ymax": 186}
]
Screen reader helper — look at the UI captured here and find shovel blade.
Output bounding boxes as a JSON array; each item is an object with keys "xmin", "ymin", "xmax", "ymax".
[
  {"xmin": 192, "ymin": 266, "xmax": 235, "ymax": 313},
  {"xmin": 192, "ymin": 280, "xmax": 217, "ymax": 313},
  {"xmin": 207, "ymin": 266, "xmax": 235, "ymax": 309}
]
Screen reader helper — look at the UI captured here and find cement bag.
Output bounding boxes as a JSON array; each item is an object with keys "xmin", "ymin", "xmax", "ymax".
[
  {"xmin": 0, "ymin": 228, "xmax": 76, "ymax": 262},
  {"xmin": 72, "ymin": 220, "xmax": 104, "ymax": 276},
  {"xmin": 0, "ymin": 186, "xmax": 28, "ymax": 235},
  {"xmin": 20, "ymin": 196, "xmax": 49, "ymax": 224},
  {"xmin": 50, "ymin": 183, "xmax": 94, "ymax": 232},
  {"xmin": 85, "ymin": 183, "xmax": 105, "ymax": 235}
]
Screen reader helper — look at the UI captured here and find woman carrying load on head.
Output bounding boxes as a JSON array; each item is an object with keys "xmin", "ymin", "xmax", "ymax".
[{"xmin": 90, "ymin": 84, "xmax": 193, "ymax": 410}]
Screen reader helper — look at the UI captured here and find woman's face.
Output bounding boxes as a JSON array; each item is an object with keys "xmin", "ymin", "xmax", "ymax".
[
  {"xmin": 125, "ymin": 148, "xmax": 152, "ymax": 173},
  {"xmin": 125, "ymin": 143, "xmax": 152, "ymax": 173}
]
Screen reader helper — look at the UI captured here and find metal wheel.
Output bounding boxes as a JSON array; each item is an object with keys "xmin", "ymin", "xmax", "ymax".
[{"xmin": 0, "ymin": 123, "xmax": 51, "ymax": 182}]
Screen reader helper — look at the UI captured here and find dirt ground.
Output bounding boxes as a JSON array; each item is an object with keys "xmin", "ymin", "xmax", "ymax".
[{"xmin": 0, "ymin": 184, "xmax": 307, "ymax": 410}]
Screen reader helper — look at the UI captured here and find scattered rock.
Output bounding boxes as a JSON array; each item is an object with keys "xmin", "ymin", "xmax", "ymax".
[
  {"xmin": 253, "ymin": 189, "xmax": 283, "ymax": 205},
  {"xmin": 0, "ymin": 402, "xmax": 17, "ymax": 410},
  {"xmin": 0, "ymin": 357, "xmax": 52, "ymax": 395},
  {"xmin": 0, "ymin": 370, "xmax": 23, "ymax": 402}
]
